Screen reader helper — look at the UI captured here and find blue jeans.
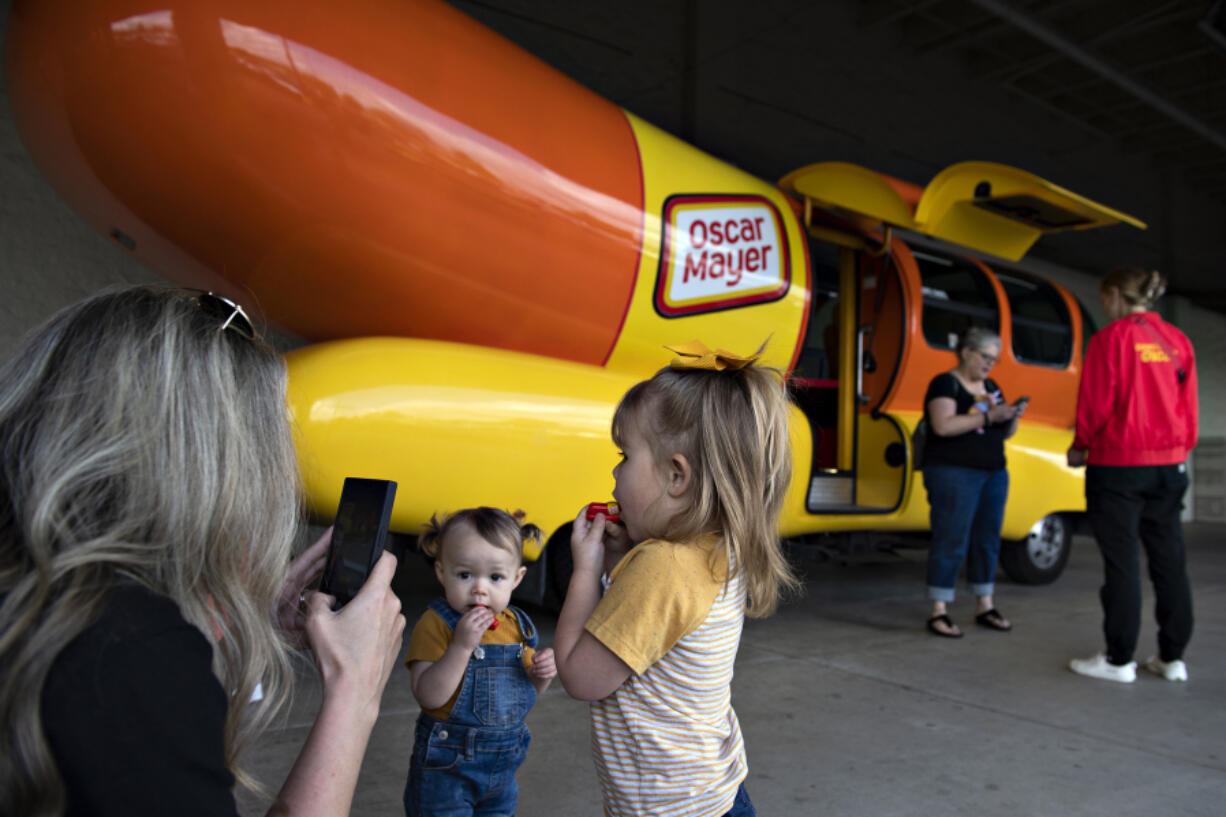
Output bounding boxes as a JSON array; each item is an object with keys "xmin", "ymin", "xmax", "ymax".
[
  {"xmin": 405, "ymin": 716, "xmax": 529, "ymax": 817},
  {"xmin": 723, "ymin": 782, "xmax": 756, "ymax": 816},
  {"xmin": 923, "ymin": 465, "xmax": 1009, "ymax": 602}
]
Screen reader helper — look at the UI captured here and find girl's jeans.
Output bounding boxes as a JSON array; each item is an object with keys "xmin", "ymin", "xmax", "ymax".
[
  {"xmin": 923, "ymin": 465, "xmax": 1009, "ymax": 602},
  {"xmin": 723, "ymin": 782, "xmax": 756, "ymax": 816},
  {"xmin": 1086, "ymin": 463, "xmax": 1193, "ymax": 664}
]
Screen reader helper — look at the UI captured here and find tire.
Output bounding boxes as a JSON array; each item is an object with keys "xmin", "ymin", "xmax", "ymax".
[
  {"xmin": 545, "ymin": 523, "xmax": 574, "ymax": 611},
  {"xmin": 1000, "ymin": 513, "xmax": 1072, "ymax": 585}
]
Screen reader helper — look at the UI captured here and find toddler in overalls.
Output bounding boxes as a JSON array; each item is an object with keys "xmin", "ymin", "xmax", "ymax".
[{"xmin": 404, "ymin": 507, "xmax": 556, "ymax": 817}]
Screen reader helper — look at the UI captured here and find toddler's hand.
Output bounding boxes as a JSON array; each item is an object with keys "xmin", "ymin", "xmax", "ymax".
[
  {"xmin": 530, "ymin": 647, "xmax": 557, "ymax": 680},
  {"xmin": 454, "ymin": 605, "xmax": 494, "ymax": 651}
]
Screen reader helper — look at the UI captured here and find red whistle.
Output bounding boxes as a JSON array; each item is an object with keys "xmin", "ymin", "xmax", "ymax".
[{"xmin": 585, "ymin": 501, "xmax": 620, "ymax": 523}]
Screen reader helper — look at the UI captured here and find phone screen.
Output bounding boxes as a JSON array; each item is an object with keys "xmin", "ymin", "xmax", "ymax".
[{"xmin": 319, "ymin": 478, "xmax": 397, "ymax": 607}]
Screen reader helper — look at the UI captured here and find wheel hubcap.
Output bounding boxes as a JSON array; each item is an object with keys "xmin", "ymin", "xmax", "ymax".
[{"xmin": 1026, "ymin": 515, "xmax": 1066, "ymax": 569}]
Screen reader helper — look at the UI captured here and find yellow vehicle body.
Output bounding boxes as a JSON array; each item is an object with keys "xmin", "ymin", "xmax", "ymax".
[{"xmin": 8, "ymin": 0, "xmax": 1145, "ymax": 591}]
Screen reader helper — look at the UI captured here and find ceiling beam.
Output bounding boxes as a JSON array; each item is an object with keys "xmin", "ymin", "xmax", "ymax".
[
  {"xmin": 967, "ymin": 0, "xmax": 1226, "ymax": 155},
  {"xmin": 982, "ymin": 1, "xmax": 1192, "ymax": 85}
]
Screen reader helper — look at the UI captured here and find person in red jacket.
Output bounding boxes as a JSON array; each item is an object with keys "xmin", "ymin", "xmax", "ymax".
[{"xmin": 1067, "ymin": 267, "xmax": 1198, "ymax": 683}]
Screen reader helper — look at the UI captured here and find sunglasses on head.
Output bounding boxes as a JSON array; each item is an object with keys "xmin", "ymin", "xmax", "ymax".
[{"xmin": 193, "ymin": 291, "xmax": 257, "ymax": 341}]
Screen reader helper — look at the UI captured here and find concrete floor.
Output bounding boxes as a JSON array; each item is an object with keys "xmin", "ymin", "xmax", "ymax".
[{"xmin": 237, "ymin": 523, "xmax": 1226, "ymax": 816}]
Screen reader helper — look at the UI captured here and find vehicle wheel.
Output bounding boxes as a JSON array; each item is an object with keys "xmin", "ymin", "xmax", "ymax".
[
  {"xmin": 1000, "ymin": 513, "xmax": 1072, "ymax": 585},
  {"xmin": 545, "ymin": 523, "xmax": 574, "ymax": 611}
]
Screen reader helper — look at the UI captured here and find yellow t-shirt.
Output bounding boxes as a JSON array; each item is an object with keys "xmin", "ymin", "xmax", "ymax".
[
  {"xmin": 405, "ymin": 606, "xmax": 536, "ymax": 720},
  {"xmin": 585, "ymin": 537, "xmax": 748, "ymax": 817}
]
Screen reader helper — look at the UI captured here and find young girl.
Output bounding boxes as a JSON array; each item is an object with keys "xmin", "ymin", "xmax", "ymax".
[
  {"xmin": 554, "ymin": 341, "xmax": 799, "ymax": 817},
  {"xmin": 403, "ymin": 507, "xmax": 556, "ymax": 817}
]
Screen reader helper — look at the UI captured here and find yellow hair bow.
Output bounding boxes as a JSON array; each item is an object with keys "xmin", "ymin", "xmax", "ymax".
[{"xmin": 666, "ymin": 341, "xmax": 762, "ymax": 371}]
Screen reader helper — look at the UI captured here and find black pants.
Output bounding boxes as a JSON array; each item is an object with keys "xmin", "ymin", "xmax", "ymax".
[{"xmin": 1085, "ymin": 464, "xmax": 1194, "ymax": 664}]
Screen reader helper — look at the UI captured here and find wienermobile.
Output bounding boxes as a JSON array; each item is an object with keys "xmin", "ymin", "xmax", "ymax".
[{"xmin": 6, "ymin": 0, "xmax": 1144, "ymax": 603}]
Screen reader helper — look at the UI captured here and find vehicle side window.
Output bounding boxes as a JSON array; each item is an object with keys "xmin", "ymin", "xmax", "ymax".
[
  {"xmin": 915, "ymin": 251, "xmax": 998, "ymax": 349},
  {"xmin": 997, "ymin": 271, "xmax": 1073, "ymax": 367}
]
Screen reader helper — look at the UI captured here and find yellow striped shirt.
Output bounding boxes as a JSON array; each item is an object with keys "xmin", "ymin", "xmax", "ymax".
[{"xmin": 586, "ymin": 537, "xmax": 747, "ymax": 817}]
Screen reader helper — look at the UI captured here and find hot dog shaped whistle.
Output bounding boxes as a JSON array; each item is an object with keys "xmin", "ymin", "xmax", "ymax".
[{"xmin": 585, "ymin": 501, "xmax": 620, "ymax": 523}]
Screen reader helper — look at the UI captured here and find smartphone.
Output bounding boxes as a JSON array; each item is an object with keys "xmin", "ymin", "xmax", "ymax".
[
  {"xmin": 1013, "ymin": 395, "xmax": 1031, "ymax": 407},
  {"xmin": 318, "ymin": 477, "xmax": 397, "ymax": 607}
]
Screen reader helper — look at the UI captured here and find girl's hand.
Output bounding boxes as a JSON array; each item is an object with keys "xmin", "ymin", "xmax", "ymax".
[
  {"xmin": 454, "ymin": 605, "xmax": 495, "ymax": 651},
  {"xmin": 1067, "ymin": 447, "xmax": 1087, "ymax": 468},
  {"xmin": 529, "ymin": 647, "xmax": 557, "ymax": 680},
  {"xmin": 570, "ymin": 508, "xmax": 607, "ymax": 576},
  {"xmin": 303, "ymin": 551, "xmax": 405, "ymax": 718},
  {"xmin": 274, "ymin": 527, "xmax": 333, "ymax": 649}
]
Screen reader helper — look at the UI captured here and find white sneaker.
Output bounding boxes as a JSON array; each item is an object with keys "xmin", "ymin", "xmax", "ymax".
[
  {"xmin": 1069, "ymin": 653, "xmax": 1136, "ymax": 683},
  {"xmin": 1143, "ymin": 655, "xmax": 1188, "ymax": 682}
]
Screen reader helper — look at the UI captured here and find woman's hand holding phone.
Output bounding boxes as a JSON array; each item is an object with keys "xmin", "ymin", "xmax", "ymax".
[
  {"xmin": 276, "ymin": 552, "xmax": 405, "ymax": 817},
  {"xmin": 304, "ymin": 550, "xmax": 405, "ymax": 720}
]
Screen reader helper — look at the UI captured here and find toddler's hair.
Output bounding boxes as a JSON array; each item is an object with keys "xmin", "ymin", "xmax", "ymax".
[
  {"xmin": 418, "ymin": 507, "xmax": 542, "ymax": 565},
  {"xmin": 612, "ymin": 357, "xmax": 799, "ymax": 617},
  {"xmin": 1102, "ymin": 266, "xmax": 1166, "ymax": 309}
]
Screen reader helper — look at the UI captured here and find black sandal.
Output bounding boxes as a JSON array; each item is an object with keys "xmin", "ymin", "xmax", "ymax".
[
  {"xmin": 926, "ymin": 613, "xmax": 963, "ymax": 638},
  {"xmin": 975, "ymin": 608, "xmax": 1012, "ymax": 631}
]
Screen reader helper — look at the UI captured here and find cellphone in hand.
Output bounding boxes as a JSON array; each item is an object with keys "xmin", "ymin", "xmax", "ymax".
[
  {"xmin": 318, "ymin": 477, "xmax": 397, "ymax": 608},
  {"xmin": 1012, "ymin": 395, "xmax": 1031, "ymax": 407}
]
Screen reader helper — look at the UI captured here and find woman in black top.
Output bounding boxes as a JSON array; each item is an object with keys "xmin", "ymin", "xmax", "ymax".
[
  {"xmin": 921, "ymin": 327, "xmax": 1025, "ymax": 637},
  {"xmin": 0, "ymin": 288, "xmax": 406, "ymax": 817}
]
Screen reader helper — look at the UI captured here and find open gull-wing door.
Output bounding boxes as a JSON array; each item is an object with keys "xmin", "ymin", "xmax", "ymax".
[
  {"xmin": 781, "ymin": 160, "xmax": 1147, "ymax": 262},
  {"xmin": 778, "ymin": 160, "xmax": 1146, "ymax": 515}
]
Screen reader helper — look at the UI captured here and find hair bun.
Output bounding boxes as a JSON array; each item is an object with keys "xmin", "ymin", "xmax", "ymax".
[{"xmin": 1144, "ymin": 270, "xmax": 1167, "ymax": 302}]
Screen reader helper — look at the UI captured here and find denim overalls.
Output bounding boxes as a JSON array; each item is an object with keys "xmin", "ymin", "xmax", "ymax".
[{"xmin": 404, "ymin": 598, "xmax": 539, "ymax": 817}]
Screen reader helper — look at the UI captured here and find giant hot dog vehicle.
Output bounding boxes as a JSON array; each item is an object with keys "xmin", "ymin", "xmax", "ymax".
[{"xmin": 5, "ymin": 0, "xmax": 1145, "ymax": 601}]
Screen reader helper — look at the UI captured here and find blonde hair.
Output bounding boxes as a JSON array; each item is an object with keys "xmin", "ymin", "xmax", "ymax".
[
  {"xmin": 1102, "ymin": 266, "xmax": 1167, "ymax": 310},
  {"xmin": 419, "ymin": 507, "xmax": 542, "ymax": 566},
  {"xmin": 0, "ymin": 287, "xmax": 301, "ymax": 816},
  {"xmin": 611, "ymin": 358, "xmax": 799, "ymax": 617}
]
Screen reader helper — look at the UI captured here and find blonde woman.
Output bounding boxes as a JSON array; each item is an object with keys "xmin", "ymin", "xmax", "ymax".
[
  {"xmin": 1068, "ymin": 268, "xmax": 1198, "ymax": 683},
  {"xmin": 0, "ymin": 287, "xmax": 405, "ymax": 817}
]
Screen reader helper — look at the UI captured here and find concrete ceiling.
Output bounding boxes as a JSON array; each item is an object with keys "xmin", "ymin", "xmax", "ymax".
[{"xmin": 451, "ymin": 0, "xmax": 1226, "ymax": 313}]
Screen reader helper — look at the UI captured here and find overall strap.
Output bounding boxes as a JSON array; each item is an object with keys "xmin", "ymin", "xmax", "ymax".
[
  {"xmin": 428, "ymin": 597, "xmax": 461, "ymax": 630},
  {"xmin": 508, "ymin": 604, "xmax": 538, "ymax": 648}
]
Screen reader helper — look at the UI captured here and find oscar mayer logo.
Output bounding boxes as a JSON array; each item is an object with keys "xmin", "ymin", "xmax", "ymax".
[{"xmin": 654, "ymin": 194, "xmax": 790, "ymax": 317}]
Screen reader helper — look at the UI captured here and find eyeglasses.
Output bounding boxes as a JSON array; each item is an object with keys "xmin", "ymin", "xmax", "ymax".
[
  {"xmin": 194, "ymin": 291, "xmax": 256, "ymax": 340},
  {"xmin": 975, "ymin": 350, "xmax": 999, "ymax": 365}
]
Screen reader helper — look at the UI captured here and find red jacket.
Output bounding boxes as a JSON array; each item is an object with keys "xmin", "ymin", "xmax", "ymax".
[{"xmin": 1073, "ymin": 312, "xmax": 1198, "ymax": 466}]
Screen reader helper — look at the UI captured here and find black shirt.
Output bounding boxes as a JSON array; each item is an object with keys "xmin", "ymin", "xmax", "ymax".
[
  {"xmin": 40, "ymin": 584, "xmax": 239, "ymax": 817},
  {"xmin": 922, "ymin": 372, "xmax": 1008, "ymax": 471}
]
